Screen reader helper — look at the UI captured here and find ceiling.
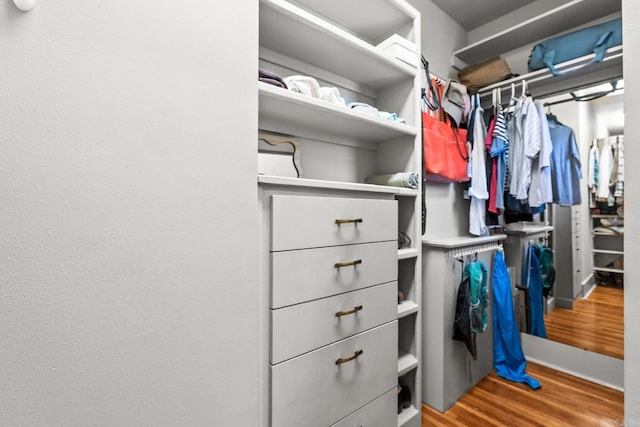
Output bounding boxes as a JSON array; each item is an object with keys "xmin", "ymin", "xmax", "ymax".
[{"xmin": 430, "ymin": 0, "xmax": 537, "ymax": 31}]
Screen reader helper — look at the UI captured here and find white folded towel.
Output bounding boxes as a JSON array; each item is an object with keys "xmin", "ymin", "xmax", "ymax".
[
  {"xmin": 319, "ymin": 86, "xmax": 347, "ymax": 107},
  {"xmin": 284, "ymin": 75, "xmax": 322, "ymax": 99},
  {"xmin": 365, "ymin": 172, "xmax": 420, "ymax": 189}
]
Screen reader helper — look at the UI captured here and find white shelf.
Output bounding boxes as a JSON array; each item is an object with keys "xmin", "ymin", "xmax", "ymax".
[
  {"xmin": 593, "ymin": 249, "xmax": 624, "ymax": 255},
  {"xmin": 398, "ymin": 351, "xmax": 419, "ymax": 376},
  {"xmin": 422, "ymin": 234, "xmax": 507, "ymax": 249},
  {"xmin": 398, "ymin": 248, "xmax": 419, "ymax": 260},
  {"xmin": 395, "ymin": 187, "xmax": 419, "ymax": 197},
  {"xmin": 592, "ymin": 214, "xmax": 622, "ymax": 218},
  {"xmin": 477, "ymin": 46, "xmax": 623, "ymax": 99},
  {"xmin": 397, "ymin": 405, "xmax": 419, "ymax": 427},
  {"xmin": 290, "ymin": 0, "xmax": 417, "ymax": 45},
  {"xmin": 260, "ymin": 0, "xmax": 416, "ymax": 89},
  {"xmin": 259, "ymin": 82, "xmax": 418, "ymax": 143},
  {"xmin": 593, "ymin": 230, "xmax": 624, "ymax": 236},
  {"xmin": 258, "ymin": 175, "xmax": 415, "ymax": 195},
  {"xmin": 453, "ymin": 0, "xmax": 621, "ymax": 65},
  {"xmin": 397, "ymin": 300, "xmax": 419, "ymax": 318},
  {"xmin": 594, "ymin": 266, "xmax": 624, "ymax": 274}
]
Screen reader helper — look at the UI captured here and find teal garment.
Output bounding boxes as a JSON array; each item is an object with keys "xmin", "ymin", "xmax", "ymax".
[
  {"xmin": 523, "ymin": 244, "xmax": 547, "ymax": 338},
  {"xmin": 468, "ymin": 261, "xmax": 489, "ymax": 333},
  {"xmin": 492, "ymin": 251, "xmax": 541, "ymax": 389}
]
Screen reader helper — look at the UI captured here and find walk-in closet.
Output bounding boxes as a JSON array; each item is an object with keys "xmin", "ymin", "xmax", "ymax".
[{"xmin": 1, "ymin": 1, "xmax": 638, "ymax": 426}]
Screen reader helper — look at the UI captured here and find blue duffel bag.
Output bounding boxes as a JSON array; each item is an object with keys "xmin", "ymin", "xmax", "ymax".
[{"xmin": 528, "ymin": 17, "xmax": 622, "ymax": 75}]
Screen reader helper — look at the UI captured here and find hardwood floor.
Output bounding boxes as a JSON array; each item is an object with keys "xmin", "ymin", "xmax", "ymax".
[
  {"xmin": 545, "ymin": 285, "xmax": 624, "ymax": 359},
  {"xmin": 421, "ymin": 362, "xmax": 624, "ymax": 426}
]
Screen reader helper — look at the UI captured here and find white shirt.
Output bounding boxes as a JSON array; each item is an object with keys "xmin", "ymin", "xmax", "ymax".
[
  {"xmin": 529, "ymin": 101, "xmax": 553, "ymax": 207},
  {"xmin": 468, "ymin": 99, "xmax": 489, "ymax": 237},
  {"xmin": 509, "ymin": 97, "xmax": 541, "ymax": 201}
]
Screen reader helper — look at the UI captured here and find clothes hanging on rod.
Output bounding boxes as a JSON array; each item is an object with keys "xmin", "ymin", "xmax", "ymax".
[
  {"xmin": 468, "ymin": 94, "xmax": 489, "ymax": 237},
  {"xmin": 501, "ymin": 87, "xmax": 548, "ymax": 222},
  {"xmin": 487, "ymin": 91, "xmax": 509, "ymax": 214},
  {"xmin": 588, "ymin": 136, "xmax": 625, "ymax": 206},
  {"xmin": 587, "ymin": 139, "xmax": 600, "ymax": 208},
  {"xmin": 613, "ymin": 136, "xmax": 624, "ymax": 200},
  {"xmin": 453, "ymin": 257, "xmax": 489, "ymax": 360}
]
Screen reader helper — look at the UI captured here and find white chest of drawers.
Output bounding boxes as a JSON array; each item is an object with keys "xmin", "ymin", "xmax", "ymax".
[{"xmin": 259, "ymin": 184, "xmax": 399, "ymax": 426}]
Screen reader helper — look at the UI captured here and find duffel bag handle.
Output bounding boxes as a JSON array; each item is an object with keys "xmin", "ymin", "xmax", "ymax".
[{"xmin": 543, "ymin": 30, "xmax": 615, "ymax": 76}]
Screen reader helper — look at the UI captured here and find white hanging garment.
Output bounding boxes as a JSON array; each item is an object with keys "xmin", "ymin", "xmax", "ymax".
[
  {"xmin": 596, "ymin": 138, "xmax": 614, "ymax": 200},
  {"xmin": 469, "ymin": 95, "xmax": 489, "ymax": 237},
  {"xmin": 529, "ymin": 101, "xmax": 553, "ymax": 207},
  {"xmin": 613, "ymin": 135, "xmax": 624, "ymax": 198},
  {"xmin": 588, "ymin": 139, "xmax": 599, "ymax": 208},
  {"xmin": 468, "ymin": 96, "xmax": 488, "ymax": 200}
]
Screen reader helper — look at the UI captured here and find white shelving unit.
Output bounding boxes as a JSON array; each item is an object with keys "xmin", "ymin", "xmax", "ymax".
[
  {"xmin": 258, "ymin": 1, "xmax": 423, "ymax": 426},
  {"xmin": 592, "ymin": 214, "xmax": 624, "ymax": 280}
]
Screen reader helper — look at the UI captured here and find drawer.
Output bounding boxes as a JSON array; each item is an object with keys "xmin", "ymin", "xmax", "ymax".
[
  {"xmin": 330, "ymin": 387, "xmax": 397, "ymax": 427},
  {"xmin": 271, "ymin": 241, "xmax": 397, "ymax": 308},
  {"xmin": 270, "ymin": 321, "xmax": 397, "ymax": 427},
  {"xmin": 270, "ymin": 195, "xmax": 397, "ymax": 251},
  {"xmin": 271, "ymin": 281, "xmax": 397, "ymax": 364}
]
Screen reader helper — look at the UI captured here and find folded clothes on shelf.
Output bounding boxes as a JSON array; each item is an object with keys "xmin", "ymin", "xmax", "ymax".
[
  {"xmin": 365, "ymin": 172, "xmax": 419, "ymax": 189},
  {"xmin": 259, "ymin": 69, "xmax": 288, "ymax": 88},
  {"xmin": 349, "ymin": 101, "xmax": 380, "ymax": 117},
  {"xmin": 284, "ymin": 75, "xmax": 322, "ymax": 99},
  {"xmin": 284, "ymin": 75, "xmax": 347, "ymax": 107},
  {"xmin": 349, "ymin": 102, "xmax": 405, "ymax": 123},
  {"xmin": 319, "ymin": 86, "xmax": 347, "ymax": 107},
  {"xmin": 379, "ymin": 111, "xmax": 406, "ymax": 124}
]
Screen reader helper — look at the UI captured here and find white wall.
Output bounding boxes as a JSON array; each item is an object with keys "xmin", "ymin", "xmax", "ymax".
[
  {"xmin": 0, "ymin": 1, "xmax": 259, "ymax": 426},
  {"xmin": 407, "ymin": 0, "xmax": 467, "ymax": 79},
  {"xmin": 623, "ymin": 0, "xmax": 640, "ymax": 417}
]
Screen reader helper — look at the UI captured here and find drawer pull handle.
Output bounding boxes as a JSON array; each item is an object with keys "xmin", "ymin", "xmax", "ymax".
[
  {"xmin": 335, "ymin": 218, "xmax": 363, "ymax": 225},
  {"xmin": 335, "ymin": 349, "xmax": 364, "ymax": 365},
  {"xmin": 335, "ymin": 305, "xmax": 363, "ymax": 317},
  {"xmin": 334, "ymin": 259, "xmax": 362, "ymax": 269}
]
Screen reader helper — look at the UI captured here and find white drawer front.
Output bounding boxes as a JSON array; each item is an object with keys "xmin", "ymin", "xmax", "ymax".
[
  {"xmin": 330, "ymin": 387, "xmax": 397, "ymax": 427},
  {"xmin": 271, "ymin": 321, "xmax": 397, "ymax": 427},
  {"xmin": 271, "ymin": 195, "xmax": 397, "ymax": 251},
  {"xmin": 271, "ymin": 240, "xmax": 397, "ymax": 308},
  {"xmin": 271, "ymin": 282, "xmax": 397, "ymax": 364}
]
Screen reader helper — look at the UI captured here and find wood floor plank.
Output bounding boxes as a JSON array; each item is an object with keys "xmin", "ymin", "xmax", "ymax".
[
  {"xmin": 545, "ymin": 285, "xmax": 623, "ymax": 359},
  {"xmin": 422, "ymin": 362, "xmax": 623, "ymax": 426}
]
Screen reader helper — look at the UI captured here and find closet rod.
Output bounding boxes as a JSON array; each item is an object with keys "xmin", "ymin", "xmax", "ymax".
[
  {"xmin": 475, "ymin": 46, "xmax": 623, "ymax": 99},
  {"xmin": 542, "ymin": 81, "xmax": 621, "ymax": 107}
]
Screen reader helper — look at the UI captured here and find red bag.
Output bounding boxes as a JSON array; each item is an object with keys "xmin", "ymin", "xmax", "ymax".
[{"xmin": 422, "ymin": 79, "xmax": 469, "ymax": 183}]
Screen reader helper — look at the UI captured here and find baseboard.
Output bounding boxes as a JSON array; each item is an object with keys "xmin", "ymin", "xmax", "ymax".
[
  {"xmin": 521, "ymin": 333, "xmax": 624, "ymax": 391},
  {"xmin": 582, "ymin": 274, "xmax": 596, "ymax": 298},
  {"xmin": 544, "ymin": 296, "xmax": 555, "ymax": 314},
  {"xmin": 554, "ymin": 297, "xmax": 573, "ymax": 309}
]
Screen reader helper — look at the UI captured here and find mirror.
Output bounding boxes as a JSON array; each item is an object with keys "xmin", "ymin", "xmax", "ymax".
[{"xmin": 523, "ymin": 88, "xmax": 624, "ymax": 360}]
